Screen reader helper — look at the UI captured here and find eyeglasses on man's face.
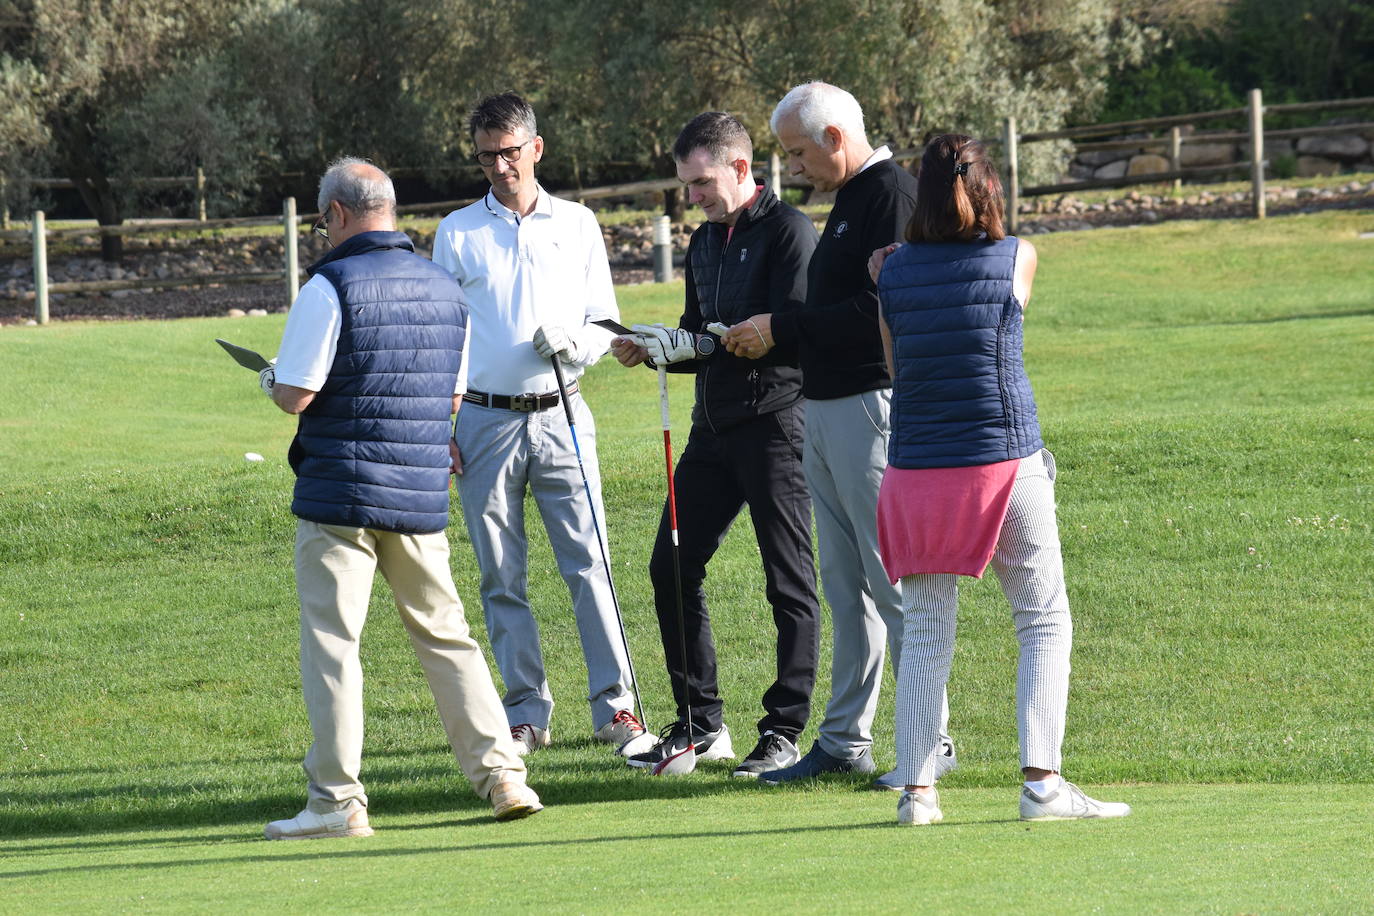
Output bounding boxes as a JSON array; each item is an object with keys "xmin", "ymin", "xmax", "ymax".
[
  {"xmin": 474, "ymin": 139, "xmax": 531, "ymax": 168},
  {"xmin": 312, "ymin": 211, "xmax": 329, "ymax": 241}
]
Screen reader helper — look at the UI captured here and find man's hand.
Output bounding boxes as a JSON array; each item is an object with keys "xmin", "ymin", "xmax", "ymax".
[
  {"xmin": 449, "ymin": 438, "xmax": 463, "ymax": 477},
  {"xmin": 868, "ymin": 243, "xmax": 900, "ymax": 285},
  {"xmin": 532, "ymin": 324, "xmax": 576, "ymax": 361},
  {"xmin": 258, "ymin": 358, "xmax": 278, "ymax": 396},
  {"xmin": 632, "ymin": 324, "xmax": 696, "ymax": 364},
  {"xmin": 721, "ymin": 314, "xmax": 774, "ymax": 359},
  {"xmin": 610, "ymin": 334, "xmax": 650, "ymax": 367}
]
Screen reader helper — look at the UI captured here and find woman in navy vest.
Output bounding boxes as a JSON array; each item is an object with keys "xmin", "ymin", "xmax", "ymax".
[{"xmin": 869, "ymin": 135, "xmax": 1132, "ymax": 826}]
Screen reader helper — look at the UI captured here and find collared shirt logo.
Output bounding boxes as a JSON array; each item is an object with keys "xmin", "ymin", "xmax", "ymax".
[
  {"xmin": 833, "ymin": 220, "xmax": 849, "ymax": 238},
  {"xmin": 739, "ymin": 247, "xmax": 748, "ymax": 263}
]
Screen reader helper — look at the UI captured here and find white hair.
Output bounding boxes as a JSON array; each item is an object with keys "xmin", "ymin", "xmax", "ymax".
[
  {"xmin": 770, "ymin": 82, "xmax": 866, "ymax": 145},
  {"xmin": 317, "ymin": 156, "xmax": 395, "ymax": 217}
]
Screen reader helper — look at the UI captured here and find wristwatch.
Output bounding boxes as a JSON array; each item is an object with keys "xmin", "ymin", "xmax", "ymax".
[{"xmin": 695, "ymin": 334, "xmax": 716, "ymax": 358}]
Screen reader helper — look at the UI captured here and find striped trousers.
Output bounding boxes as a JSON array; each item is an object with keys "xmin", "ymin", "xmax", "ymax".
[{"xmin": 894, "ymin": 449, "xmax": 1073, "ymax": 786}]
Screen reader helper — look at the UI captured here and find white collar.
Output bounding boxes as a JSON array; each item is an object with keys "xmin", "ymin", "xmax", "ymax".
[
  {"xmin": 484, "ymin": 184, "xmax": 552, "ymax": 223},
  {"xmin": 857, "ymin": 145, "xmax": 893, "ymax": 175}
]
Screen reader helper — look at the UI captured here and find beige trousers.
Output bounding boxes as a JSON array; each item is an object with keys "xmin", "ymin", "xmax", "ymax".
[{"xmin": 294, "ymin": 520, "xmax": 524, "ymax": 812}]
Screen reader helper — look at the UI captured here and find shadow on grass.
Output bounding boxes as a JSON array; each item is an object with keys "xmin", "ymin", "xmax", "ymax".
[{"xmin": 2, "ymin": 816, "xmax": 1007, "ymax": 880}]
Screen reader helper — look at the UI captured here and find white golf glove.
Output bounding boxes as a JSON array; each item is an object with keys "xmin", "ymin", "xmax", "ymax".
[
  {"xmin": 258, "ymin": 358, "xmax": 277, "ymax": 396},
  {"xmin": 632, "ymin": 324, "xmax": 696, "ymax": 365},
  {"xmin": 532, "ymin": 324, "xmax": 579, "ymax": 362}
]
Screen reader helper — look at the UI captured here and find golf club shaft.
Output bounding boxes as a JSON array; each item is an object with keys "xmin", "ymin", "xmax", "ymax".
[
  {"xmin": 658, "ymin": 365, "xmax": 693, "ymax": 744},
  {"xmin": 550, "ymin": 356, "xmax": 648, "ymax": 733}
]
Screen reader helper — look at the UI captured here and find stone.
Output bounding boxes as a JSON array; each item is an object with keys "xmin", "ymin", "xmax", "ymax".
[
  {"xmin": 1127, "ymin": 154, "xmax": 1170, "ymax": 177},
  {"xmin": 247, "ymin": 308, "xmax": 268, "ymax": 317},
  {"xmin": 1296, "ymin": 134, "xmax": 1368, "ymax": 161},
  {"xmin": 1180, "ymin": 142, "xmax": 1237, "ymax": 167},
  {"xmin": 1296, "ymin": 156, "xmax": 1341, "ymax": 178},
  {"xmin": 1094, "ymin": 160, "xmax": 1129, "ymax": 180},
  {"xmin": 227, "ymin": 308, "xmax": 246, "ymax": 317},
  {"xmin": 1077, "ymin": 149, "xmax": 1134, "ymax": 168}
]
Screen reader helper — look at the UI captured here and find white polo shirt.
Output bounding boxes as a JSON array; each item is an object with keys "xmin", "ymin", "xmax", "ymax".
[
  {"xmin": 432, "ymin": 186, "xmax": 618, "ymax": 395},
  {"xmin": 274, "ymin": 273, "xmax": 469, "ymax": 395}
]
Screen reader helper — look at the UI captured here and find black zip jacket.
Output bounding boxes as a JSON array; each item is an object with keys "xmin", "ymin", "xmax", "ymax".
[
  {"xmin": 672, "ymin": 185, "xmax": 819, "ymax": 432},
  {"xmin": 769, "ymin": 158, "xmax": 917, "ymax": 400}
]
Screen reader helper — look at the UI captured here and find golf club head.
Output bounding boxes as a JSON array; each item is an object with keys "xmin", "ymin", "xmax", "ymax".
[
  {"xmin": 617, "ymin": 732, "xmax": 658, "ymax": 758},
  {"xmin": 651, "ymin": 744, "xmax": 697, "ymax": 776}
]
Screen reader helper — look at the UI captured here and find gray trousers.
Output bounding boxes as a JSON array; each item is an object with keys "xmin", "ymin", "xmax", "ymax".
[
  {"xmin": 454, "ymin": 393, "xmax": 634, "ymax": 733},
  {"xmin": 805, "ymin": 390, "xmax": 949, "ymax": 760},
  {"xmin": 894, "ymin": 449, "xmax": 1071, "ymax": 785}
]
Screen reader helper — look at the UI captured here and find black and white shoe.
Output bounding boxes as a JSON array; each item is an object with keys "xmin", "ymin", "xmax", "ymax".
[
  {"xmin": 731, "ymin": 730, "xmax": 800, "ymax": 778},
  {"xmin": 626, "ymin": 720, "xmax": 734, "ymax": 769}
]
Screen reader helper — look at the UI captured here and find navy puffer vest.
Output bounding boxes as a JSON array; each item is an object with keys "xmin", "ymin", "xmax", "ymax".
[
  {"xmin": 289, "ymin": 231, "xmax": 468, "ymax": 534},
  {"xmin": 878, "ymin": 236, "xmax": 1043, "ymax": 469}
]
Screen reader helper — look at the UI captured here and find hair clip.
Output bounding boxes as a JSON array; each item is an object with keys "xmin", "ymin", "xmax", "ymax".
[{"xmin": 953, "ymin": 162, "xmax": 970, "ymax": 176}]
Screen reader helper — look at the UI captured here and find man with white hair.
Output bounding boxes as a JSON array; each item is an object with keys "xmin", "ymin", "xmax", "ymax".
[
  {"xmin": 258, "ymin": 157, "xmax": 541, "ymax": 838},
  {"xmin": 748, "ymin": 82, "xmax": 957, "ymax": 787}
]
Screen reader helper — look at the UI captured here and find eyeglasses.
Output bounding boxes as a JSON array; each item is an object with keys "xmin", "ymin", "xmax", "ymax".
[
  {"xmin": 312, "ymin": 211, "xmax": 329, "ymax": 241},
  {"xmin": 474, "ymin": 139, "xmax": 531, "ymax": 168}
]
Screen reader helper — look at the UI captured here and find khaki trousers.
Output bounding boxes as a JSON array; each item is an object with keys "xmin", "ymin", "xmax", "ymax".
[{"xmin": 294, "ymin": 520, "xmax": 524, "ymax": 811}]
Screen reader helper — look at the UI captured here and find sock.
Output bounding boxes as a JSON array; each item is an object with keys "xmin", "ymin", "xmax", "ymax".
[{"xmin": 1024, "ymin": 774, "xmax": 1062, "ymax": 796}]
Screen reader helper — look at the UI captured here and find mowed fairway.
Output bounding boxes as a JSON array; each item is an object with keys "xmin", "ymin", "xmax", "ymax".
[{"xmin": 2, "ymin": 209, "xmax": 1372, "ymax": 912}]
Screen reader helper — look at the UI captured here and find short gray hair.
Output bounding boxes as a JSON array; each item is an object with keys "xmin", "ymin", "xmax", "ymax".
[
  {"xmin": 770, "ymin": 82, "xmax": 866, "ymax": 146},
  {"xmin": 317, "ymin": 156, "xmax": 395, "ymax": 218}
]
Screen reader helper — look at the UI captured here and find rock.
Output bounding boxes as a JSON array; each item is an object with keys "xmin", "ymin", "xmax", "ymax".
[
  {"xmin": 247, "ymin": 308, "xmax": 268, "ymax": 317},
  {"xmin": 1181, "ymin": 142, "xmax": 1237, "ymax": 167},
  {"xmin": 227, "ymin": 308, "xmax": 246, "ymax": 317},
  {"xmin": 1296, "ymin": 156, "xmax": 1341, "ymax": 177},
  {"xmin": 1078, "ymin": 149, "xmax": 1134, "ymax": 168},
  {"xmin": 1127, "ymin": 154, "xmax": 1170, "ymax": 177},
  {"xmin": 1094, "ymin": 160, "xmax": 1129, "ymax": 180},
  {"xmin": 1296, "ymin": 134, "xmax": 1368, "ymax": 162},
  {"xmin": 1267, "ymin": 139, "xmax": 1295, "ymax": 159}
]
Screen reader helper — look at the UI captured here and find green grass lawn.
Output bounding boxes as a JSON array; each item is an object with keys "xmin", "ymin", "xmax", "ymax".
[{"xmin": 1, "ymin": 209, "xmax": 1371, "ymax": 912}]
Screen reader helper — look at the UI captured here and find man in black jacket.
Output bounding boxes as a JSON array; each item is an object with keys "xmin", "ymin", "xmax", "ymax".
[
  {"xmin": 749, "ymin": 82, "xmax": 957, "ymax": 788},
  {"xmin": 611, "ymin": 112, "xmax": 820, "ymax": 778}
]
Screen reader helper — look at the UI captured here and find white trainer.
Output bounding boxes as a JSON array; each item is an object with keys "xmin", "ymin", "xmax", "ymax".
[
  {"xmin": 264, "ymin": 803, "xmax": 372, "ymax": 840},
  {"xmin": 490, "ymin": 780, "xmax": 544, "ymax": 821},
  {"xmin": 1019, "ymin": 781, "xmax": 1132, "ymax": 821},
  {"xmin": 510, "ymin": 723, "xmax": 550, "ymax": 756},
  {"xmin": 897, "ymin": 789, "xmax": 943, "ymax": 826},
  {"xmin": 594, "ymin": 709, "xmax": 650, "ymax": 756}
]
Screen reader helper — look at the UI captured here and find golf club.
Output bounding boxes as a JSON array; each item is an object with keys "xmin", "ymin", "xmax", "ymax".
[
  {"xmin": 549, "ymin": 356, "xmax": 651, "ymax": 750},
  {"xmin": 652, "ymin": 363, "xmax": 697, "ymax": 776}
]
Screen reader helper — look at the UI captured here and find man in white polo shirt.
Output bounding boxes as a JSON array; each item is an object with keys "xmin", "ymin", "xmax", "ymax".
[{"xmin": 432, "ymin": 92, "xmax": 648, "ymax": 758}]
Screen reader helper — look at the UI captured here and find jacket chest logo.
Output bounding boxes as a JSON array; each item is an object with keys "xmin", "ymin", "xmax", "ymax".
[
  {"xmin": 739, "ymin": 247, "xmax": 748, "ymax": 263},
  {"xmin": 833, "ymin": 220, "xmax": 849, "ymax": 238}
]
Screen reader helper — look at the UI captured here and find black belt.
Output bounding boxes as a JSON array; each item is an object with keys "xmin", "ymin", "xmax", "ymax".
[{"xmin": 463, "ymin": 380, "xmax": 577, "ymax": 412}]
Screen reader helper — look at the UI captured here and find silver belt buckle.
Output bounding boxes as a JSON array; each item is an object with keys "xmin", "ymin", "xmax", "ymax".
[{"xmin": 511, "ymin": 393, "xmax": 539, "ymax": 412}]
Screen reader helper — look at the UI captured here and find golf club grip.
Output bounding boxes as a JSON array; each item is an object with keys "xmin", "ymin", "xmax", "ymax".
[{"xmin": 550, "ymin": 358, "xmax": 577, "ymax": 427}]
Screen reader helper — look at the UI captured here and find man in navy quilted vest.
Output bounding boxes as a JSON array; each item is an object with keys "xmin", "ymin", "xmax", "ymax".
[
  {"xmin": 257, "ymin": 158, "xmax": 542, "ymax": 839},
  {"xmin": 433, "ymin": 93, "xmax": 649, "ymax": 759}
]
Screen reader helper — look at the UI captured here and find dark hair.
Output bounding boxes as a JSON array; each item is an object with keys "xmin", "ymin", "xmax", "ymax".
[
  {"xmin": 905, "ymin": 135, "xmax": 1005, "ymax": 243},
  {"xmin": 467, "ymin": 92, "xmax": 537, "ymax": 140},
  {"xmin": 672, "ymin": 111, "xmax": 752, "ymax": 166}
]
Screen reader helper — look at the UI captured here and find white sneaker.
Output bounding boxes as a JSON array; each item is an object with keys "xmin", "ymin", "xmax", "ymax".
[
  {"xmin": 264, "ymin": 803, "xmax": 372, "ymax": 840},
  {"xmin": 490, "ymin": 780, "xmax": 544, "ymax": 821},
  {"xmin": 1020, "ymin": 781, "xmax": 1132, "ymax": 821},
  {"xmin": 897, "ymin": 789, "xmax": 943, "ymax": 826},
  {"xmin": 594, "ymin": 709, "xmax": 651, "ymax": 756},
  {"xmin": 510, "ymin": 723, "xmax": 550, "ymax": 756}
]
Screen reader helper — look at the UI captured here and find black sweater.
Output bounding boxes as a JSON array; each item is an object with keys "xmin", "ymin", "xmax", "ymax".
[
  {"xmin": 770, "ymin": 158, "xmax": 917, "ymax": 400},
  {"xmin": 673, "ymin": 185, "xmax": 818, "ymax": 432}
]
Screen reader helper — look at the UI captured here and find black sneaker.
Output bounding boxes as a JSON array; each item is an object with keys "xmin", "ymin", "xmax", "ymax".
[
  {"xmin": 759, "ymin": 742, "xmax": 876, "ymax": 784},
  {"xmin": 625, "ymin": 720, "xmax": 734, "ymax": 769},
  {"xmin": 731, "ymin": 730, "xmax": 801, "ymax": 778}
]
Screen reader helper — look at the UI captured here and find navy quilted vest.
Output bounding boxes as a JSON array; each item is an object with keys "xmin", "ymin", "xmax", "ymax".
[
  {"xmin": 878, "ymin": 236, "xmax": 1043, "ymax": 469},
  {"xmin": 289, "ymin": 231, "xmax": 468, "ymax": 534}
]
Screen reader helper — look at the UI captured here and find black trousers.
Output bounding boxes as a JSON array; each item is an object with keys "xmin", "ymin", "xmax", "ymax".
[{"xmin": 649, "ymin": 403, "xmax": 820, "ymax": 740}]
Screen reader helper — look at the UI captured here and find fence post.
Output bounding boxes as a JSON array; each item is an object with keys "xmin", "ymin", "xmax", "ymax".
[
  {"xmin": 33, "ymin": 210, "xmax": 49, "ymax": 325},
  {"xmin": 196, "ymin": 167, "xmax": 207, "ymax": 222},
  {"xmin": 770, "ymin": 152, "xmax": 782, "ymax": 198},
  {"xmin": 1248, "ymin": 88, "xmax": 1265, "ymax": 220},
  {"xmin": 652, "ymin": 214, "xmax": 673, "ymax": 283},
  {"xmin": 1, "ymin": 174, "xmax": 10, "ymax": 230},
  {"xmin": 283, "ymin": 197, "xmax": 299, "ymax": 305},
  {"xmin": 1169, "ymin": 127, "xmax": 1183, "ymax": 194},
  {"xmin": 1003, "ymin": 116, "xmax": 1020, "ymax": 234}
]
